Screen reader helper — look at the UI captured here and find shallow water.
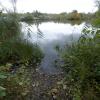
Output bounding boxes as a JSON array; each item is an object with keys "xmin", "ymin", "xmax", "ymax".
[{"xmin": 23, "ymin": 21, "xmax": 85, "ymax": 74}]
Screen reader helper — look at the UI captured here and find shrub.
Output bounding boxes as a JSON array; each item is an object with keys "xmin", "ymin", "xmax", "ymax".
[
  {"xmin": 61, "ymin": 25, "xmax": 100, "ymax": 99},
  {"xmin": 0, "ymin": 1, "xmax": 43, "ymax": 99}
]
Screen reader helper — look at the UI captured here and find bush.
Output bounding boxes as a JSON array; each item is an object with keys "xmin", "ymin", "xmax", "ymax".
[
  {"xmin": 21, "ymin": 14, "xmax": 34, "ymax": 22},
  {"xmin": 61, "ymin": 25, "xmax": 100, "ymax": 99},
  {"xmin": 0, "ymin": 4, "xmax": 43, "ymax": 99},
  {"xmin": 0, "ymin": 39, "xmax": 43, "ymax": 65},
  {"xmin": 0, "ymin": 13, "xmax": 21, "ymax": 41}
]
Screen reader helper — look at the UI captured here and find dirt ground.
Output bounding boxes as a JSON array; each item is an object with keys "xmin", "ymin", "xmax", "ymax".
[{"xmin": 29, "ymin": 68, "xmax": 72, "ymax": 100}]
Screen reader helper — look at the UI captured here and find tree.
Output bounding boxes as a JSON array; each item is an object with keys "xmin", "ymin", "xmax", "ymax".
[
  {"xmin": 95, "ymin": 0, "xmax": 100, "ymax": 11},
  {"xmin": 11, "ymin": 0, "xmax": 17, "ymax": 12},
  {"xmin": 68, "ymin": 10, "xmax": 81, "ymax": 20}
]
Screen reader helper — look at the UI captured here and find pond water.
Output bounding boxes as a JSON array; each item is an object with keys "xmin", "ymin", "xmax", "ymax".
[{"xmin": 22, "ymin": 21, "xmax": 85, "ymax": 74}]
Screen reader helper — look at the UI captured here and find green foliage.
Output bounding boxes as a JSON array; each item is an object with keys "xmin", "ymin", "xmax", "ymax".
[
  {"xmin": 0, "ymin": 86, "xmax": 6, "ymax": 97},
  {"xmin": 19, "ymin": 10, "xmax": 90, "ymax": 24},
  {"xmin": 61, "ymin": 26, "xmax": 100, "ymax": 99},
  {"xmin": 92, "ymin": 7, "xmax": 100, "ymax": 27},
  {"xmin": 0, "ymin": 39, "xmax": 43, "ymax": 64},
  {"xmin": 95, "ymin": 0, "xmax": 100, "ymax": 11},
  {"xmin": 92, "ymin": 0, "xmax": 100, "ymax": 27},
  {"xmin": 21, "ymin": 13, "xmax": 34, "ymax": 22},
  {"xmin": 0, "ymin": 13, "xmax": 20, "ymax": 41},
  {"xmin": 0, "ymin": 64, "xmax": 31, "ymax": 99},
  {"xmin": 0, "ymin": 73, "xmax": 7, "ymax": 97},
  {"xmin": 0, "ymin": 1, "xmax": 43, "ymax": 99},
  {"xmin": 92, "ymin": 18, "xmax": 100, "ymax": 27},
  {"xmin": 0, "ymin": 73, "xmax": 7, "ymax": 79},
  {"xmin": 67, "ymin": 10, "xmax": 81, "ymax": 20}
]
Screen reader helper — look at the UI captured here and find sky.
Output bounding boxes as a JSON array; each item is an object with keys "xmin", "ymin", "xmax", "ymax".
[{"xmin": 0, "ymin": 0, "xmax": 97, "ymax": 13}]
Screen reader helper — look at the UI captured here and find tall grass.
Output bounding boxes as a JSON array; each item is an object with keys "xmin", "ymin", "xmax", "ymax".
[
  {"xmin": 0, "ymin": 0, "xmax": 43, "ymax": 99},
  {"xmin": 61, "ymin": 24, "xmax": 100, "ymax": 99}
]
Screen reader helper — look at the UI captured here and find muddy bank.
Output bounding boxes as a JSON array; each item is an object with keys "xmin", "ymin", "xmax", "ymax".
[{"xmin": 28, "ymin": 69, "xmax": 72, "ymax": 100}]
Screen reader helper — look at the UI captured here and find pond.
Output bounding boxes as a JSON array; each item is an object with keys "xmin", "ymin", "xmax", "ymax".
[{"xmin": 22, "ymin": 21, "xmax": 85, "ymax": 74}]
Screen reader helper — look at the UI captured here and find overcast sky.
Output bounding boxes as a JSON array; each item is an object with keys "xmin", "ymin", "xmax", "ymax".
[{"xmin": 0, "ymin": 0, "xmax": 97, "ymax": 13}]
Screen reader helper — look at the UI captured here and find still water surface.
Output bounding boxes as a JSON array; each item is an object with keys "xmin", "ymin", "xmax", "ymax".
[{"xmin": 23, "ymin": 22, "xmax": 85, "ymax": 74}]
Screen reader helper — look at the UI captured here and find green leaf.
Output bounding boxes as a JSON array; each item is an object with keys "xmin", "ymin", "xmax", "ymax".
[
  {"xmin": 0, "ymin": 91, "xmax": 6, "ymax": 97},
  {"xmin": 0, "ymin": 73, "xmax": 7, "ymax": 79},
  {"xmin": 0, "ymin": 86, "xmax": 6, "ymax": 97},
  {"xmin": 0, "ymin": 86, "xmax": 6, "ymax": 91}
]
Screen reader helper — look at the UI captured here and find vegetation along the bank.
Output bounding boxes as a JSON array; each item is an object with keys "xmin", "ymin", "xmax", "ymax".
[
  {"xmin": 0, "ymin": 0, "xmax": 100, "ymax": 100},
  {"xmin": 19, "ymin": 10, "xmax": 93, "ymax": 23},
  {"xmin": 59, "ymin": 1, "xmax": 100, "ymax": 99},
  {"xmin": 0, "ymin": 0, "xmax": 43, "ymax": 99}
]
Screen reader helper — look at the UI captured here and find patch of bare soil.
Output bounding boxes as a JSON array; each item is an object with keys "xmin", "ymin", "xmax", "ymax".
[{"xmin": 29, "ymin": 69, "xmax": 72, "ymax": 100}]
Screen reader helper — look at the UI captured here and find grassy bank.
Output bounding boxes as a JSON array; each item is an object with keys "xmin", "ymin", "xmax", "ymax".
[
  {"xmin": 0, "ymin": 3, "xmax": 43, "ymax": 99},
  {"xmin": 60, "ymin": 9, "xmax": 100, "ymax": 100}
]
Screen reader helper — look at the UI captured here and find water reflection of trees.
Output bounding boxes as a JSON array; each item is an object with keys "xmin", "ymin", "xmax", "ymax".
[
  {"xmin": 24, "ymin": 20, "xmax": 44, "ymax": 42},
  {"xmin": 35, "ymin": 21, "xmax": 43, "ymax": 38},
  {"xmin": 25, "ymin": 19, "xmax": 83, "ymax": 42},
  {"xmin": 25, "ymin": 19, "xmax": 83, "ymax": 26},
  {"xmin": 53, "ymin": 20, "xmax": 83, "ymax": 25}
]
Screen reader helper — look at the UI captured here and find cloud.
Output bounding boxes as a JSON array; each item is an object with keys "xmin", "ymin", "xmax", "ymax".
[{"xmin": 0, "ymin": 0, "xmax": 97, "ymax": 13}]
